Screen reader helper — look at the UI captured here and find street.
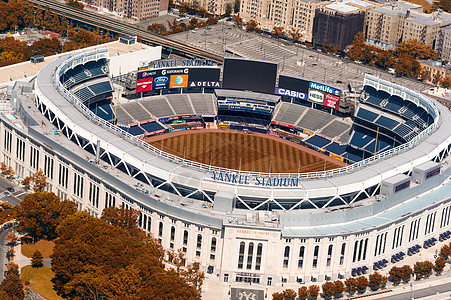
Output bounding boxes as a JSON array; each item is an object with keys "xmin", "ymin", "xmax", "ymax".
[
  {"xmin": 0, "ymin": 176, "xmax": 27, "ymax": 206},
  {"xmin": 375, "ymin": 281, "xmax": 451, "ymax": 300}
]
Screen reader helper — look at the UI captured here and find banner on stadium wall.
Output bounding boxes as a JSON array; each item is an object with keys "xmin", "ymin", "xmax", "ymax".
[
  {"xmin": 329, "ymin": 153, "xmax": 344, "ymax": 162},
  {"xmin": 218, "ymin": 124, "xmax": 230, "ymax": 129},
  {"xmin": 169, "ymin": 74, "xmax": 189, "ymax": 88},
  {"xmin": 271, "ymin": 120, "xmax": 294, "ymax": 129},
  {"xmin": 136, "ymin": 77, "xmax": 153, "ymax": 93},
  {"xmin": 307, "ymin": 88, "xmax": 325, "ymax": 104}
]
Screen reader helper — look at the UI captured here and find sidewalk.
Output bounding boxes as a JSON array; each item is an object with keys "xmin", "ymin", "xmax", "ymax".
[{"xmin": 13, "ymin": 240, "xmax": 31, "ymax": 269}]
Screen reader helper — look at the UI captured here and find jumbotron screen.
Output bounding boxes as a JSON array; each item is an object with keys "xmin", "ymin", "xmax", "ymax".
[{"xmin": 221, "ymin": 58, "xmax": 278, "ymax": 94}]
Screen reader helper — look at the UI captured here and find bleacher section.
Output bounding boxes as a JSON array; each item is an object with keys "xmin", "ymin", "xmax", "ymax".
[
  {"xmin": 363, "ymin": 86, "xmax": 432, "ymax": 129},
  {"xmin": 272, "ymin": 102, "xmax": 307, "ymax": 125},
  {"xmin": 190, "ymin": 94, "xmax": 216, "ymax": 115},
  {"xmin": 115, "ymin": 106, "xmax": 134, "ymax": 125},
  {"xmin": 297, "ymin": 108, "xmax": 336, "ymax": 131},
  {"xmin": 304, "ymin": 135, "xmax": 331, "ymax": 148},
  {"xmin": 89, "ymin": 99, "xmax": 114, "ymax": 122},
  {"xmin": 349, "ymin": 125, "xmax": 395, "ymax": 154},
  {"xmin": 166, "ymin": 94, "xmax": 194, "ymax": 115},
  {"xmin": 140, "ymin": 98, "xmax": 174, "ymax": 119},
  {"xmin": 88, "ymin": 81, "xmax": 113, "ymax": 96},
  {"xmin": 320, "ymin": 120, "xmax": 352, "ymax": 140},
  {"xmin": 140, "ymin": 121, "xmax": 165, "ymax": 134},
  {"xmin": 375, "ymin": 115, "xmax": 399, "ymax": 130},
  {"xmin": 121, "ymin": 102, "xmax": 153, "ymax": 123},
  {"xmin": 60, "ymin": 59, "xmax": 108, "ymax": 89},
  {"xmin": 73, "ymin": 87, "xmax": 94, "ymax": 102}
]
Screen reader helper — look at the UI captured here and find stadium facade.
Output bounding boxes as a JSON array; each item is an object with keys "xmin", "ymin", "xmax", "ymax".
[{"xmin": 2, "ymin": 44, "xmax": 451, "ymax": 297}]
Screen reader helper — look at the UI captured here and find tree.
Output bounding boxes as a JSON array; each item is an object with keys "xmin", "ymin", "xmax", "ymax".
[
  {"xmin": 288, "ymin": 27, "xmax": 302, "ymax": 43},
  {"xmin": 298, "ymin": 286, "xmax": 308, "ymax": 300},
  {"xmin": 147, "ymin": 23, "xmax": 167, "ymax": 35},
  {"xmin": 434, "ymin": 0, "xmax": 451, "ymax": 12},
  {"xmin": 272, "ymin": 26, "xmax": 285, "ymax": 39},
  {"xmin": 394, "ymin": 55, "xmax": 421, "ymax": 77},
  {"xmin": 234, "ymin": 0, "xmax": 240, "ymax": 13},
  {"xmin": 332, "ymin": 280, "xmax": 345, "ymax": 297},
  {"xmin": 390, "ymin": 265, "xmax": 413, "ymax": 282},
  {"xmin": 225, "ymin": 3, "xmax": 232, "ymax": 16},
  {"xmin": 440, "ymin": 244, "xmax": 451, "ymax": 258},
  {"xmin": 344, "ymin": 277, "xmax": 357, "ymax": 294},
  {"xmin": 355, "ymin": 276, "xmax": 368, "ymax": 292},
  {"xmin": 347, "ymin": 31, "xmax": 366, "ymax": 62},
  {"xmin": 395, "ymin": 39, "xmax": 438, "ymax": 60},
  {"xmin": 5, "ymin": 232, "xmax": 17, "ymax": 246},
  {"xmin": 21, "ymin": 169, "xmax": 47, "ymax": 192},
  {"xmin": 30, "ymin": 38, "xmax": 62, "ymax": 56},
  {"xmin": 67, "ymin": 0, "xmax": 84, "ymax": 9},
  {"xmin": 245, "ymin": 19, "xmax": 260, "ymax": 33},
  {"xmin": 322, "ymin": 281, "xmax": 335, "ymax": 299},
  {"xmin": 101, "ymin": 206, "xmax": 141, "ymax": 236},
  {"xmin": 206, "ymin": 18, "xmax": 218, "ymax": 25},
  {"xmin": 414, "ymin": 261, "xmax": 434, "ymax": 278},
  {"xmin": 0, "ymin": 262, "xmax": 24, "ymax": 300},
  {"xmin": 232, "ymin": 15, "xmax": 244, "ymax": 27},
  {"xmin": 52, "ymin": 212, "xmax": 199, "ymax": 299},
  {"xmin": 368, "ymin": 272, "xmax": 384, "ymax": 290},
  {"xmin": 15, "ymin": 191, "xmax": 77, "ymax": 241},
  {"xmin": 31, "ymin": 250, "xmax": 43, "ymax": 268},
  {"xmin": 308, "ymin": 285, "xmax": 320, "ymax": 299},
  {"xmin": 272, "ymin": 292, "xmax": 284, "ymax": 300},
  {"xmin": 441, "ymin": 76, "xmax": 451, "ymax": 88},
  {"xmin": 282, "ymin": 289, "xmax": 297, "ymax": 300},
  {"xmin": 189, "ymin": 17, "xmax": 198, "ymax": 28},
  {"xmin": 435, "ymin": 256, "xmax": 446, "ymax": 273}
]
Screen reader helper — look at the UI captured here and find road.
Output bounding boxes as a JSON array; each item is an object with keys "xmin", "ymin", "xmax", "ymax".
[
  {"xmin": 378, "ymin": 282, "xmax": 451, "ymax": 300},
  {"xmin": 0, "ymin": 226, "xmax": 14, "ymax": 282},
  {"xmin": 0, "ymin": 176, "xmax": 27, "ymax": 206}
]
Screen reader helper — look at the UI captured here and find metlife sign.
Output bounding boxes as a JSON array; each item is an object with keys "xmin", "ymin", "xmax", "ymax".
[
  {"xmin": 309, "ymin": 82, "xmax": 340, "ymax": 97},
  {"xmin": 275, "ymin": 87, "xmax": 307, "ymax": 100}
]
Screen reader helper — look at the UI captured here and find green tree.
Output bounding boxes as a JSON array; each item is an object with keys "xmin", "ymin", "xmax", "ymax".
[
  {"xmin": 31, "ymin": 250, "xmax": 44, "ymax": 268},
  {"xmin": 15, "ymin": 191, "xmax": 77, "ymax": 241}
]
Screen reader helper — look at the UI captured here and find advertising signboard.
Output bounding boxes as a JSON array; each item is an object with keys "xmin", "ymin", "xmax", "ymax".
[
  {"xmin": 136, "ymin": 77, "xmax": 153, "ymax": 93},
  {"xmin": 324, "ymin": 93, "xmax": 340, "ymax": 109},
  {"xmin": 169, "ymin": 74, "xmax": 189, "ymax": 88},
  {"xmin": 308, "ymin": 88, "xmax": 325, "ymax": 104},
  {"xmin": 153, "ymin": 75, "xmax": 170, "ymax": 89}
]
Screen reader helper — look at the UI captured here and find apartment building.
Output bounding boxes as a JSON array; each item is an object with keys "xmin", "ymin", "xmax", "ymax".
[
  {"xmin": 435, "ymin": 24, "xmax": 451, "ymax": 61},
  {"xmin": 366, "ymin": 1, "xmax": 451, "ymax": 50},
  {"xmin": 239, "ymin": 0, "xmax": 330, "ymax": 42},
  {"xmin": 173, "ymin": 0, "xmax": 235, "ymax": 16},
  {"xmin": 419, "ymin": 59, "xmax": 451, "ymax": 81},
  {"xmin": 97, "ymin": 0, "xmax": 165, "ymax": 20},
  {"xmin": 312, "ymin": 0, "xmax": 377, "ymax": 51}
]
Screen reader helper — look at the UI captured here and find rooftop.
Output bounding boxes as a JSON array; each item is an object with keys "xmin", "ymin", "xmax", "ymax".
[{"xmin": 372, "ymin": 1, "xmax": 423, "ymax": 16}]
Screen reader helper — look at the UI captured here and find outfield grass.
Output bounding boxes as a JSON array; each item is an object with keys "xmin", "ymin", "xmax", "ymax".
[
  {"xmin": 21, "ymin": 265, "xmax": 63, "ymax": 300},
  {"xmin": 21, "ymin": 240, "xmax": 55, "ymax": 259}
]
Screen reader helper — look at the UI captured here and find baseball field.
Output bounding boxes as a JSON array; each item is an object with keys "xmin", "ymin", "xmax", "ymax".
[{"xmin": 145, "ymin": 129, "xmax": 345, "ymax": 173}]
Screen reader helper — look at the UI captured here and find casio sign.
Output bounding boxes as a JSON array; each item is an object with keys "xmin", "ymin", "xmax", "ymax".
[{"xmin": 275, "ymin": 88, "xmax": 307, "ymax": 100}]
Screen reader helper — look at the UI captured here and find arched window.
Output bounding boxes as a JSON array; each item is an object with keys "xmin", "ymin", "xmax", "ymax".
[
  {"xmin": 183, "ymin": 230, "xmax": 188, "ymax": 245},
  {"xmin": 283, "ymin": 246, "xmax": 290, "ymax": 268},
  {"xmin": 327, "ymin": 244, "xmax": 333, "ymax": 267},
  {"xmin": 352, "ymin": 240, "xmax": 358, "ymax": 262},
  {"xmin": 158, "ymin": 222, "xmax": 163, "ymax": 237},
  {"xmin": 196, "ymin": 234, "xmax": 202, "ymax": 249},
  {"xmin": 170, "ymin": 226, "xmax": 175, "ymax": 241},
  {"xmin": 255, "ymin": 243, "xmax": 263, "ymax": 270},
  {"xmin": 211, "ymin": 237, "xmax": 217, "ymax": 252},
  {"xmin": 313, "ymin": 245, "xmax": 319, "ymax": 268},
  {"xmin": 340, "ymin": 243, "xmax": 346, "ymax": 265},
  {"xmin": 247, "ymin": 243, "xmax": 254, "ymax": 269},
  {"xmin": 298, "ymin": 246, "xmax": 305, "ymax": 268},
  {"xmin": 238, "ymin": 242, "xmax": 245, "ymax": 269}
]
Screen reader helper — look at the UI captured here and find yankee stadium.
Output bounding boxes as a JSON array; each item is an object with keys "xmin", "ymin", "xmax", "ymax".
[{"xmin": 2, "ymin": 36, "xmax": 451, "ymax": 298}]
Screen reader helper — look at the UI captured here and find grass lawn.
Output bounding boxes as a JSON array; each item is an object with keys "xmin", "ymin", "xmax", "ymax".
[
  {"xmin": 21, "ymin": 240, "xmax": 55, "ymax": 259},
  {"xmin": 21, "ymin": 265, "xmax": 63, "ymax": 300}
]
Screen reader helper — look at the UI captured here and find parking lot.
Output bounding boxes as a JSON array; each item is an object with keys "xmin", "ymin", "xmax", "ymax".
[{"xmin": 169, "ymin": 22, "xmax": 432, "ymax": 92}]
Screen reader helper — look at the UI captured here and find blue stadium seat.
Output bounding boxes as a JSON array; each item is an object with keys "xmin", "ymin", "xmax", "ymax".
[
  {"xmin": 89, "ymin": 81, "xmax": 113, "ymax": 96},
  {"xmin": 305, "ymin": 135, "xmax": 331, "ymax": 148},
  {"xmin": 74, "ymin": 87, "xmax": 95, "ymax": 102},
  {"xmin": 325, "ymin": 142, "xmax": 347, "ymax": 155},
  {"xmin": 375, "ymin": 115, "xmax": 399, "ymax": 130},
  {"xmin": 356, "ymin": 108, "xmax": 379, "ymax": 122},
  {"xmin": 140, "ymin": 121, "xmax": 165, "ymax": 133},
  {"xmin": 89, "ymin": 99, "xmax": 114, "ymax": 121}
]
